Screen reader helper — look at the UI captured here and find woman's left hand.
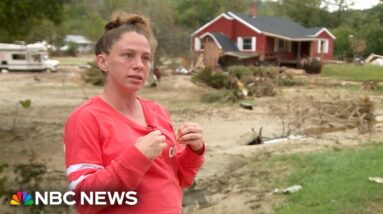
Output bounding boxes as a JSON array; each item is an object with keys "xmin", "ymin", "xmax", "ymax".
[{"xmin": 176, "ymin": 122, "xmax": 204, "ymax": 152}]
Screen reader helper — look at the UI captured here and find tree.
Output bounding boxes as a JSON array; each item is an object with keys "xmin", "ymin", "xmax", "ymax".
[
  {"xmin": 321, "ymin": 0, "xmax": 354, "ymax": 27},
  {"xmin": 331, "ymin": 26, "xmax": 353, "ymax": 59},
  {"xmin": 0, "ymin": 0, "xmax": 65, "ymax": 42},
  {"xmin": 275, "ymin": 0, "xmax": 325, "ymax": 27},
  {"xmin": 176, "ymin": 0, "xmax": 245, "ymax": 29}
]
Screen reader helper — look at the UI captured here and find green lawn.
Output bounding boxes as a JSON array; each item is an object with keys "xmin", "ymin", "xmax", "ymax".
[
  {"xmin": 322, "ymin": 64, "xmax": 383, "ymax": 82},
  {"xmin": 52, "ymin": 55, "xmax": 94, "ymax": 65},
  {"xmin": 257, "ymin": 143, "xmax": 383, "ymax": 214}
]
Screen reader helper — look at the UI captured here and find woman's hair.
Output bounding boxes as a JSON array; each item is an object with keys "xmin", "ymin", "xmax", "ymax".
[{"xmin": 95, "ymin": 11, "xmax": 157, "ymax": 55}]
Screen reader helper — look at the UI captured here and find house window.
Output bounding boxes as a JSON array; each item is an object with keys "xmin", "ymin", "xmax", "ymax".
[
  {"xmin": 317, "ymin": 39, "xmax": 329, "ymax": 53},
  {"xmin": 243, "ymin": 38, "xmax": 252, "ymax": 50},
  {"xmin": 274, "ymin": 39, "xmax": 291, "ymax": 52},
  {"xmin": 237, "ymin": 37, "xmax": 256, "ymax": 51},
  {"xmin": 194, "ymin": 37, "xmax": 203, "ymax": 51},
  {"xmin": 12, "ymin": 54, "xmax": 26, "ymax": 60}
]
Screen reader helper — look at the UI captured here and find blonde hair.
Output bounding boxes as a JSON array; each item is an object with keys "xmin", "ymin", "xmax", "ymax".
[{"xmin": 95, "ymin": 11, "xmax": 157, "ymax": 55}]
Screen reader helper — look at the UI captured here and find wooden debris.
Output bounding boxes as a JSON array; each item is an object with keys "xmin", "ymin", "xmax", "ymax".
[
  {"xmin": 362, "ymin": 81, "xmax": 379, "ymax": 90},
  {"xmin": 270, "ymin": 95, "xmax": 376, "ymax": 135},
  {"xmin": 247, "ymin": 128, "xmax": 263, "ymax": 145},
  {"xmin": 239, "ymin": 102, "xmax": 253, "ymax": 110}
]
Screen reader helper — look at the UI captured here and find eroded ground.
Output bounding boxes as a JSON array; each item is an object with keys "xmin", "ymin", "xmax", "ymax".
[{"xmin": 0, "ymin": 68, "xmax": 382, "ymax": 213}]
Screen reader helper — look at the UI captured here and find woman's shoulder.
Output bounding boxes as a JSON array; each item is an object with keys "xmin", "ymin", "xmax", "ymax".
[
  {"xmin": 66, "ymin": 96, "xmax": 103, "ymax": 122},
  {"xmin": 138, "ymin": 97, "xmax": 167, "ymax": 111}
]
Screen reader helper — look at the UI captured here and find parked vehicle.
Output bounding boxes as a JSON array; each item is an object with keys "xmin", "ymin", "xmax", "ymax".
[{"xmin": 0, "ymin": 42, "xmax": 59, "ymax": 72}]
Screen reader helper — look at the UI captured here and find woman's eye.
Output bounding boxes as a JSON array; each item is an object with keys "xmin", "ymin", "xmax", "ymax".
[
  {"xmin": 142, "ymin": 56, "xmax": 151, "ymax": 62},
  {"xmin": 123, "ymin": 53, "xmax": 133, "ymax": 58}
]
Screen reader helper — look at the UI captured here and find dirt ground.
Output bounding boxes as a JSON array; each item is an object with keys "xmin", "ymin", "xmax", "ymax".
[{"xmin": 0, "ymin": 67, "xmax": 382, "ymax": 213}]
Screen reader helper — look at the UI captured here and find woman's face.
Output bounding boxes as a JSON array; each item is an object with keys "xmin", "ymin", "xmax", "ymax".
[{"xmin": 98, "ymin": 31, "xmax": 152, "ymax": 93}]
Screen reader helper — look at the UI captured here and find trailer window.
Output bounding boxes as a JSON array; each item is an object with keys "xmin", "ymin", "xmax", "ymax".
[
  {"xmin": 31, "ymin": 54, "xmax": 42, "ymax": 62},
  {"xmin": 12, "ymin": 54, "xmax": 26, "ymax": 60}
]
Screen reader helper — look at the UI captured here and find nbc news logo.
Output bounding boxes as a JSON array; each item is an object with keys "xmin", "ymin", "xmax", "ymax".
[{"xmin": 10, "ymin": 191, "xmax": 34, "ymax": 206}]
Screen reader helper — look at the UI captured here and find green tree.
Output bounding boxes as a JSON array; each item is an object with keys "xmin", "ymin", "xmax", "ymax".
[
  {"xmin": 0, "ymin": 0, "xmax": 65, "ymax": 42},
  {"xmin": 332, "ymin": 25, "xmax": 353, "ymax": 59},
  {"xmin": 276, "ymin": 0, "xmax": 325, "ymax": 27},
  {"xmin": 176, "ymin": 0, "xmax": 245, "ymax": 29}
]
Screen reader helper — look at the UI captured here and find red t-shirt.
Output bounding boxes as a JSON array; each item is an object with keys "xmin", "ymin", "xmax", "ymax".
[{"xmin": 64, "ymin": 96, "xmax": 204, "ymax": 214}]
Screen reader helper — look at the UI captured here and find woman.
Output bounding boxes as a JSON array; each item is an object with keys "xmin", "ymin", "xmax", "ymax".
[{"xmin": 64, "ymin": 12, "xmax": 205, "ymax": 214}]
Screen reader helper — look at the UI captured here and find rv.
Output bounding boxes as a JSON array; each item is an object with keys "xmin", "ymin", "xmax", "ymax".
[{"xmin": 0, "ymin": 42, "xmax": 59, "ymax": 72}]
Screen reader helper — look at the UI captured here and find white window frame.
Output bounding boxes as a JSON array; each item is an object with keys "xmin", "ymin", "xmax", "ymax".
[
  {"xmin": 317, "ymin": 39, "xmax": 329, "ymax": 54},
  {"xmin": 237, "ymin": 37, "xmax": 243, "ymax": 51},
  {"xmin": 238, "ymin": 36, "xmax": 256, "ymax": 51},
  {"xmin": 194, "ymin": 37, "xmax": 202, "ymax": 51},
  {"xmin": 252, "ymin": 37, "xmax": 256, "ymax": 51}
]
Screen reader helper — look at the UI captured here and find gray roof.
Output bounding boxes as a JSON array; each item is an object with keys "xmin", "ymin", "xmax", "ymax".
[
  {"xmin": 230, "ymin": 12, "xmax": 323, "ymax": 39},
  {"xmin": 65, "ymin": 35, "xmax": 93, "ymax": 44},
  {"xmin": 208, "ymin": 32, "xmax": 239, "ymax": 52}
]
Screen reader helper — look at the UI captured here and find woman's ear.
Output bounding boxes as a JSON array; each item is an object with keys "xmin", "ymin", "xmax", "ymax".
[{"xmin": 96, "ymin": 53, "xmax": 108, "ymax": 74}]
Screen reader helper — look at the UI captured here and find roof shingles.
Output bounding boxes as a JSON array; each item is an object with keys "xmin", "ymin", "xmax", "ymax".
[{"xmin": 230, "ymin": 12, "xmax": 323, "ymax": 39}]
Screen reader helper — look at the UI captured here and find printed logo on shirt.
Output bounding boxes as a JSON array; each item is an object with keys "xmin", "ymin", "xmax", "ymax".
[{"xmin": 169, "ymin": 145, "xmax": 177, "ymax": 158}]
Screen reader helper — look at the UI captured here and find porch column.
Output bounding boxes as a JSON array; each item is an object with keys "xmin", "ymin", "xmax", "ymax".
[{"xmin": 297, "ymin": 42, "xmax": 301, "ymax": 59}]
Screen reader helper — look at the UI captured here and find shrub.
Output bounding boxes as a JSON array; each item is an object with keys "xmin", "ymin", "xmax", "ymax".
[
  {"xmin": 82, "ymin": 61, "xmax": 105, "ymax": 86},
  {"xmin": 226, "ymin": 65, "xmax": 254, "ymax": 79},
  {"xmin": 192, "ymin": 67, "xmax": 233, "ymax": 89},
  {"xmin": 277, "ymin": 78, "xmax": 304, "ymax": 86},
  {"xmin": 226, "ymin": 65, "xmax": 282, "ymax": 79},
  {"xmin": 302, "ymin": 58, "xmax": 323, "ymax": 74},
  {"xmin": 67, "ymin": 42, "xmax": 79, "ymax": 57},
  {"xmin": 201, "ymin": 89, "xmax": 241, "ymax": 103}
]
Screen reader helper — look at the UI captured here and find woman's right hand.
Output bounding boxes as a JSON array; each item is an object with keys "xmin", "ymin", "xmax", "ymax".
[{"xmin": 134, "ymin": 130, "xmax": 167, "ymax": 160}]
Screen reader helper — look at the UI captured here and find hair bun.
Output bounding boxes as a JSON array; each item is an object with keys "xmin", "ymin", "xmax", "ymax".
[{"xmin": 105, "ymin": 11, "xmax": 150, "ymax": 31}]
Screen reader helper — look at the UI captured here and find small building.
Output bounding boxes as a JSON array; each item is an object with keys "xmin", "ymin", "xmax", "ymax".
[
  {"xmin": 63, "ymin": 35, "xmax": 94, "ymax": 54},
  {"xmin": 191, "ymin": 4, "xmax": 335, "ymax": 68}
]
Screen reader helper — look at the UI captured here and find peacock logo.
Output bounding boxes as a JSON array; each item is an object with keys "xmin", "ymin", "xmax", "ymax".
[{"xmin": 10, "ymin": 191, "xmax": 34, "ymax": 205}]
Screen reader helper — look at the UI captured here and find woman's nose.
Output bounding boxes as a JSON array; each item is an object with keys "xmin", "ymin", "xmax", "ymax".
[{"xmin": 133, "ymin": 56, "xmax": 144, "ymax": 68}]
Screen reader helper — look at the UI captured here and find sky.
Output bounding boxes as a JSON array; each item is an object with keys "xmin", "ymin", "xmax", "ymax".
[
  {"xmin": 268, "ymin": 0, "xmax": 381, "ymax": 11},
  {"xmin": 350, "ymin": 0, "xmax": 380, "ymax": 10},
  {"xmin": 321, "ymin": 0, "xmax": 380, "ymax": 11}
]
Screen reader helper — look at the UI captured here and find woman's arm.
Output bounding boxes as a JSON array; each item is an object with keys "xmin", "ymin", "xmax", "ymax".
[
  {"xmin": 161, "ymin": 109, "xmax": 205, "ymax": 188},
  {"xmin": 64, "ymin": 109, "xmax": 153, "ymax": 213},
  {"xmin": 176, "ymin": 143, "xmax": 205, "ymax": 188}
]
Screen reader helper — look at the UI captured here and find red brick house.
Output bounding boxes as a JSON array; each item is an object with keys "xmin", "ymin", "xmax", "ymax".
[{"xmin": 191, "ymin": 7, "xmax": 335, "ymax": 68}]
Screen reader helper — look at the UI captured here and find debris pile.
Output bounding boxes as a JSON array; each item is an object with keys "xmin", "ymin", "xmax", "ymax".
[
  {"xmin": 362, "ymin": 81, "xmax": 379, "ymax": 90},
  {"xmin": 303, "ymin": 96, "xmax": 375, "ymax": 133},
  {"xmin": 270, "ymin": 95, "xmax": 376, "ymax": 135},
  {"xmin": 194, "ymin": 66, "xmax": 303, "ymax": 102}
]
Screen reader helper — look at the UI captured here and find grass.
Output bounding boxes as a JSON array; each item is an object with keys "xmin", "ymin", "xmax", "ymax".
[
  {"xmin": 322, "ymin": 64, "xmax": 383, "ymax": 82},
  {"xmin": 324, "ymin": 84, "xmax": 383, "ymax": 95},
  {"xmin": 256, "ymin": 143, "xmax": 383, "ymax": 214},
  {"xmin": 52, "ymin": 55, "xmax": 94, "ymax": 65}
]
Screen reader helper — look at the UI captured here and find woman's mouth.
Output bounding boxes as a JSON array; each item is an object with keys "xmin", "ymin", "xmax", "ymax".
[{"xmin": 127, "ymin": 75, "xmax": 143, "ymax": 80}]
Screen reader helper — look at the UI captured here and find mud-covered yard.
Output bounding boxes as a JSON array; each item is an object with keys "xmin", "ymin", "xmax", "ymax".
[{"xmin": 0, "ymin": 67, "xmax": 382, "ymax": 213}]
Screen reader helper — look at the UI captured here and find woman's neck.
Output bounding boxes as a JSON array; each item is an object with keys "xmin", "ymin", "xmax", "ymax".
[{"xmin": 101, "ymin": 83, "xmax": 139, "ymax": 115}]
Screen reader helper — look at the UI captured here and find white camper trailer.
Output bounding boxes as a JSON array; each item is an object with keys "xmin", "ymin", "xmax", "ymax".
[{"xmin": 0, "ymin": 42, "xmax": 59, "ymax": 72}]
